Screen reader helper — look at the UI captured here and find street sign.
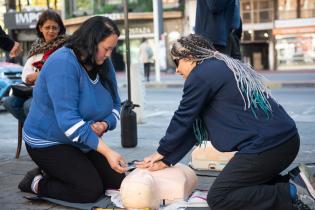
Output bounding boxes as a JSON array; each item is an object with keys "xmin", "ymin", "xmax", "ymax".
[{"xmin": 4, "ymin": 11, "xmax": 43, "ymax": 29}]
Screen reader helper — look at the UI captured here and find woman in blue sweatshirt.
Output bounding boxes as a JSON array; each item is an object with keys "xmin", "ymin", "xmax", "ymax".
[
  {"xmin": 138, "ymin": 34, "xmax": 315, "ymax": 210},
  {"xmin": 18, "ymin": 16, "xmax": 127, "ymax": 203}
]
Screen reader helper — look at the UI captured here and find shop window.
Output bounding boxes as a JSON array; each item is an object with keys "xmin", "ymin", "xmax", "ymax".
[
  {"xmin": 243, "ymin": 31, "xmax": 253, "ymax": 41},
  {"xmin": 276, "ymin": 34, "xmax": 315, "ymax": 69},
  {"xmin": 254, "ymin": 30, "xmax": 270, "ymax": 41}
]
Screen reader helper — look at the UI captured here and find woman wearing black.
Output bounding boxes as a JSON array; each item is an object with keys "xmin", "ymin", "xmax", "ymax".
[{"xmin": 138, "ymin": 34, "xmax": 315, "ymax": 210}]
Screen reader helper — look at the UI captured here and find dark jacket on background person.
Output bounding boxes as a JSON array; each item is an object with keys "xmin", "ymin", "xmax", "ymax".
[
  {"xmin": 157, "ymin": 58, "xmax": 298, "ymax": 165},
  {"xmin": 0, "ymin": 26, "xmax": 15, "ymax": 52},
  {"xmin": 195, "ymin": 0, "xmax": 236, "ymax": 48}
]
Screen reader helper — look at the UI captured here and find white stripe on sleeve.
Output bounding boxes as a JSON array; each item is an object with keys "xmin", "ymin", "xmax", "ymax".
[
  {"xmin": 72, "ymin": 135, "xmax": 79, "ymax": 142},
  {"xmin": 112, "ymin": 109, "xmax": 120, "ymax": 119},
  {"xmin": 65, "ymin": 120, "xmax": 85, "ymax": 137}
]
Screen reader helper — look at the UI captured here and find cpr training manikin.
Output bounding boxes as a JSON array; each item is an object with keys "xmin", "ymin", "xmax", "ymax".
[{"xmin": 120, "ymin": 163, "xmax": 198, "ymax": 209}]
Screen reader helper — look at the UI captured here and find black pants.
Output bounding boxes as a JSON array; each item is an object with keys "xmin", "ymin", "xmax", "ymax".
[
  {"xmin": 26, "ymin": 144, "xmax": 125, "ymax": 203},
  {"xmin": 214, "ymin": 29, "xmax": 241, "ymax": 60},
  {"xmin": 144, "ymin": 63, "xmax": 150, "ymax": 81},
  {"xmin": 207, "ymin": 134, "xmax": 300, "ymax": 210}
]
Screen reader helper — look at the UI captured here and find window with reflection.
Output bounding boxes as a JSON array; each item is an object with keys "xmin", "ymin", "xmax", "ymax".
[
  {"xmin": 278, "ymin": 0, "xmax": 298, "ymax": 19},
  {"xmin": 300, "ymin": 0, "xmax": 315, "ymax": 18},
  {"xmin": 241, "ymin": 0, "xmax": 274, "ymax": 23},
  {"xmin": 241, "ymin": 0, "xmax": 252, "ymax": 24},
  {"xmin": 276, "ymin": 34, "xmax": 315, "ymax": 68}
]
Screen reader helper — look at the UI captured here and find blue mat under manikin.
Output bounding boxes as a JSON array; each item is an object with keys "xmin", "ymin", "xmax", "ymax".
[{"xmin": 24, "ymin": 194, "xmax": 116, "ymax": 210}]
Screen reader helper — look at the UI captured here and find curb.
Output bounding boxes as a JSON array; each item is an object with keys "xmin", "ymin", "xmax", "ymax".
[
  {"xmin": 266, "ymin": 81, "xmax": 315, "ymax": 88},
  {"xmin": 120, "ymin": 81, "xmax": 315, "ymax": 89}
]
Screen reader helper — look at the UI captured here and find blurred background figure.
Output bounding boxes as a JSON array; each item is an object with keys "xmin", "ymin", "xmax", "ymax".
[
  {"xmin": 0, "ymin": 25, "xmax": 23, "ymax": 58},
  {"xmin": 195, "ymin": 0, "xmax": 242, "ymax": 60},
  {"xmin": 139, "ymin": 38, "xmax": 153, "ymax": 81}
]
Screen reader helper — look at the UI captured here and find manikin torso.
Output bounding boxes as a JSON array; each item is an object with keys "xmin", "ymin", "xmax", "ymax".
[{"xmin": 120, "ymin": 163, "xmax": 198, "ymax": 209}]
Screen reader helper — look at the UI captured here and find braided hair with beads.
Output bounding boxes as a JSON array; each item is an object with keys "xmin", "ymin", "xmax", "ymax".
[{"xmin": 170, "ymin": 34, "xmax": 273, "ymax": 145}]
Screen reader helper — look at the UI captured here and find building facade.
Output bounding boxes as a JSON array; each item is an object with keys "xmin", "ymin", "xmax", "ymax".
[
  {"xmin": 2, "ymin": 0, "xmax": 183, "ymax": 70},
  {"xmin": 186, "ymin": 0, "xmax": 315, "ymax": 71},
  {"xmin": 3, "ymin": 0, "xmax": 314, "ymax": 71},
  {"xmin": 242, "ymin": 0, "xmax": 315, "ymax": 70}
]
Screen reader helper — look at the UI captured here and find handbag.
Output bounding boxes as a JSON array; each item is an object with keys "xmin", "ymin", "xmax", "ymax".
[{"xmin": 11, "ymin": 83, "xmax": 33, "ymax": 98}]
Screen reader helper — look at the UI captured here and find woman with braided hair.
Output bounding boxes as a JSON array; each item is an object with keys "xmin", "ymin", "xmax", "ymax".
[{"xmin": 137, "ymin": 34, "xmax": 315, "ymax": 210}]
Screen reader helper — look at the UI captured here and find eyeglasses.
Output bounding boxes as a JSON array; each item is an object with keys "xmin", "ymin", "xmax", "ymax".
[
  {"xmin": 173, "ymin": 58, "xmax": 180, "ymax": 67},
  {"xmin": 42, "ymin": 26, "xmax": 60, "ymax": 32}
]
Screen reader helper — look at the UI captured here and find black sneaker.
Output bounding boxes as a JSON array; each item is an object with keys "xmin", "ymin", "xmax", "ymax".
[
  {"xmin": 18, "ymin": 167, "xmax": 41, "ymax": 193},
  {"xmin": 289, "ymin": 165, "xmax": 315, "ymax": 210}
]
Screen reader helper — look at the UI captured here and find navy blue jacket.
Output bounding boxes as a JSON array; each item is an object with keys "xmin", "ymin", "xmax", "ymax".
[
  {"xmin": 158, "ymin": 59, "xmax": 298, "ymax": 166},
  {"xmin": 195, "ymin": 0, "xmax": 236, "ymax": 47}
]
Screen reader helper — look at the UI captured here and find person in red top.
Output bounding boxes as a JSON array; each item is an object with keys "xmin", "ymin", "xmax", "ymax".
[{"xmin": 3, "ymin": 10, "xmax": 67, "ymax": 122}]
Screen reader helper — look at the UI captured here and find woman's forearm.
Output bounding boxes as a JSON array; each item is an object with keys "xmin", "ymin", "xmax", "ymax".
[{"xmin": 96, "ymin": 138, "xmax": 111, "ymax": 156}]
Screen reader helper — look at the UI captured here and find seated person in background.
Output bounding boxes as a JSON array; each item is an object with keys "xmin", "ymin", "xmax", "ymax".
[
  {"xmin": 18, "ymin": 16, "xmax": 127, "ymax": 203},
  {"xmin": 3, "ymin": 9, "xmax": 67, "ymax": 121},
  {"xmin": 137, "ymin": 34, "xmax": 315, "ymax": 210}
]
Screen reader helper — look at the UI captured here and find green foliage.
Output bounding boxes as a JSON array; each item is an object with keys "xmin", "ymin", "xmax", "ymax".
[
  {"xmin": 96, "ymin": 4, "xmax": 120, "ymax": 14},
  {"xmin": 95, "ymin": 0, "xmax": 153, "ymax": 13},
  {"xmin": 66, "ymin": 0, "xmax": 184, "ymax": 17},
  {"xmin": 76, "ymin": 0, "xmax": 92, "ymax": 10},
  {"xmin": 129, "ymin": 0, "xmax": 153, "ymax": 12}
]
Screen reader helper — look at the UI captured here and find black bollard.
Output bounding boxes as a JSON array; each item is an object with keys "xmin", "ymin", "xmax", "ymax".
[{"xmin": 120, "ymin": 100, "xmax": 138, "ymax": 147}]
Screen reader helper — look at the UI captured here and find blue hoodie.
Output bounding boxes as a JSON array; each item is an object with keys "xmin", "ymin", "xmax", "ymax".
[{"xmin": 23, "ymin": 47, "xmax": 121, "ymax": 151}]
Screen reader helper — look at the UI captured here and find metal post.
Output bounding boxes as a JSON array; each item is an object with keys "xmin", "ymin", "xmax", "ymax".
[
  {"xmin": 120, "ymin": 0, "xmax": 138, "ymax": 148},
  {"xmin": 124, "ymin": 0, "xmax": 131, "ymax": 101},
  {"xmin": 153, "ymin": 0, "xmax": 163, "ymax": 82}
]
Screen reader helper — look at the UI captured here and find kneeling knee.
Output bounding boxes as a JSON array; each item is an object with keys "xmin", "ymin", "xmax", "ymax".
[
  {"xmin": 79, "ymin": 179, "xmax": 104, "ymax": 202},
  {"xmin": 82, "ymin": 189, "xmax": 103, "ymax": 202},
  {"xmin": 207, "ymin": 187, "xmax": 224, "ymax": 208}
]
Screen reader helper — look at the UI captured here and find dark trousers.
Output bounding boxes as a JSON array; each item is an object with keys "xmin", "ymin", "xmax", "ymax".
[
  {"xmin": 144, "ymin": 63, "xmax": 150, "ymax": 81},
  {"xmin": 26, "ymin": 144, "xmax": 125, "ymax": 203},
  {"xmin": 214, "ymin": 29, "xmax": 241, "ymax": 60},
  {"xmin": 207, "ymin": 134, "xmax": 300, "ymax": 210}
]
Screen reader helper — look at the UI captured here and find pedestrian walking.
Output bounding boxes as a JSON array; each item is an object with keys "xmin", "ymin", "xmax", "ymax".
[
  {"xmin": 195, "ymin": 0, "xmax": 242, "ymax": 60},
  {"xmin": 0, "ymin": 25, "xmax": 23, "ymax": 58},
  {"xmin": 18, "ymin": 16, "xmax": 127, "ymax": 203},
  {"xmin": 139, "ymin": 38, "xmax": 153, "ymax": 81},
  {"xmin": 137, "ymin": 34, "xmax": 315, "ymax": 210}
]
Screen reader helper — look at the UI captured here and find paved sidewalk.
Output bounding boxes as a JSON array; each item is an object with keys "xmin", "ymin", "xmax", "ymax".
[
  {"xmin": 0, "ymin": 113, "xmax": 214, "ymax": 210},
  {"xmin": 0, "ymin": 91, "xmax": 215, "ymax": 209},
  {"xmin": 116, "ymin": 70, "xmax": 315, "ymax": 89}
]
